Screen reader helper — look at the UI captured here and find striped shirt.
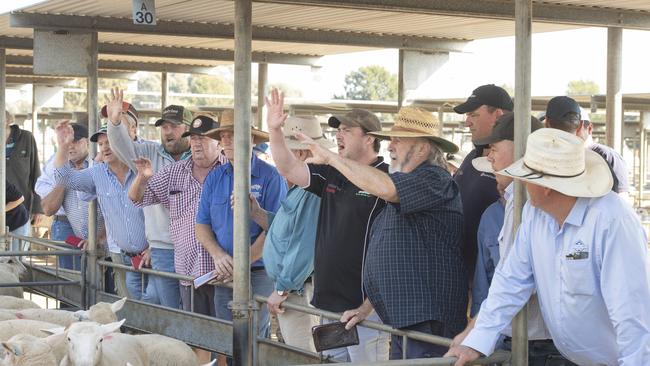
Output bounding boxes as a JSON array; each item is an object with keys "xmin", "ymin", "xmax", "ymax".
[
  {"xmin": 54, "ymin": 163, "xmax": 147, "ymax": 254},
  {"xmin": 135, "ymin": 157, "xmax": 225, "ymax": 285}
]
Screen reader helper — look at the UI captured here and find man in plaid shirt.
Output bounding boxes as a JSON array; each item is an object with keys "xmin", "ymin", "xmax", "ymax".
[{"xmin": 128, "ymin": 115, "xmax": 226, "ymax": 364}]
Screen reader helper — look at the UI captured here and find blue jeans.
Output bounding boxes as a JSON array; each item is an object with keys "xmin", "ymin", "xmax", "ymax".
[
  {"xmin": 121, "ymin": 253, "xmax": 149, "ymax": 301},
  {"xmin": 51, "ymin": 219, "xmax": 81, "ymax": 271},
  {"xmin": 148, "ymin": 248, "xmax": 180, "ymax": 309},
  {"xmin": 214, "ymin": 269, "xmax": 274, "ymax": 337},
  {"xmin": 390, "ymin": 320, "xmax": 448, "ymax": 359},
  {"xmin": 10, "ymin": 222, "xmax": 30, "ymax": 252}
]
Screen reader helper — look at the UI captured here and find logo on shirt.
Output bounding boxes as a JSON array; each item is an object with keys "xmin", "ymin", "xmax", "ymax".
[
  {"xmin": 356, "ymin": 190, "xmax": 371, "ymax": 198},
  {"xmin": 251, "ymin": 184, "xmax": 262, "ymax": 199},
  {"xmin": 325, "ymin": 183, "xmax": 338, "ymax": 194},
  {"xmin": 566, "ymin": 240, "xmax": 589, "ymax": 260}
]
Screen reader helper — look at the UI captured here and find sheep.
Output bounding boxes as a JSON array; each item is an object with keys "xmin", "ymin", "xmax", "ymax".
[
  {"xmin": 0, "ymin": 310, "xmax": 19, "ymax": 322},
  {"xmin": 0, "ymin": 297, "xmax": 128, "ymax": 327},
  {"xmin": 0, "ymin": 320, "xmax": 61, "ymax": 341},
  {"xmin": 59, "ymin": 320, "xmax": 148, "ymax": 366},
  {"xmin": 72, "ymin": 297, "xmax": 126, "ymax": 324},
  {"xmin": 0, "ymin": 258, "xmax": 26, "ymax": 298},
  {"xmin": 134, "ymin": 334, "xmax": 200, "ymax": 366},
  {"xmin": 0, "ymin": 296, "xmax": 40, "ymax": 310},
  {"xmin": 0, "ymin": 334, "xmax": 57, "ymax": 366}
]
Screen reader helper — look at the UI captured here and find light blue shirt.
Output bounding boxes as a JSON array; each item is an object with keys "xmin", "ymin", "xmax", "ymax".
[
  {"xmin": 54, "ymin": 163, "xmax": 147, "ymax": 254},
  {"xmin": 263, "ymin": 186, "xmax": 320, "ymax": 292},
  {"xmin": 463, "ymin": 191, "xmax": 650, "ymax": 365},
  {"xmin": 471, "ymin": 200, "xmax": 504, "ymax": 317}
]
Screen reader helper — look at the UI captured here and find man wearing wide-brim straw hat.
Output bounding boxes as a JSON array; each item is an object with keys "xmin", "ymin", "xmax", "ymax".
[
  {"xmin": 247, "ymin": 115, "xmax": 334, "ymax": 353},
  {"xmin": 298, "ymin": 105, "xmax": 469, "ymax": 360},
  {"xmin": 447, "ymin": 128, "xmax": 650, "ymax": 366},
  {"xmin": 195, "ymin": 108, "xmax": 287, "ymax": 342}
]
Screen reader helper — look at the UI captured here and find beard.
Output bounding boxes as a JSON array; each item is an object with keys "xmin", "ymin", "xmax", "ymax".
[{"xmin": 163, "ymin": 137, "xmax": 190, "ymax": 156}]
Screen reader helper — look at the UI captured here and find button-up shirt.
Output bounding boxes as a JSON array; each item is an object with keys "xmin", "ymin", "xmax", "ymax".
[
  {"xmin": 263, "ymin": 186, "xmax": 320, "ymax": 292},
  {"xmin": 463, "ymin": 192, "xmax": 650, "ymax": 365},
  {"xmin": 471, "ymin": 200, "xmax": 504, "ymax": 317},
  {"xmin": 196, "ymin": 154, "xmax": 287, "ymax": 267},
  {"xmin": 364, "ymin": 163, "xmax": 468, "ymax": 332},
  {"xmin": 108, "ymin": 122, "xmax": 191, "ymax": 250},
  {"xmin": 54, "ymin": 163, "xmax": 147, "ymax": 254},
  {"xmin": 135, "ymin": 157, "xmax": 225, "ymax": 285}
]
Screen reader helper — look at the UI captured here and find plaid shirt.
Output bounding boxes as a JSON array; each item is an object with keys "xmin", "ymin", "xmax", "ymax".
[
  {"xmin": 135, "ymin": 156, "xmax": 226, "ymax": 285},
  {"xmin": 363, "ymin": 163, "xmax": 468, "ymax": 333}
]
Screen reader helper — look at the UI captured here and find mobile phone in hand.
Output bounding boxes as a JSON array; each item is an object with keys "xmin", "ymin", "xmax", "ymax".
[{"xmin": 64, "ymin": 235, "xmax": 84, "ymax": 248}]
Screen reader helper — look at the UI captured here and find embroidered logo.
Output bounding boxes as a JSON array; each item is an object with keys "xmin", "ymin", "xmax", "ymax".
[
  {"xmin": 325, "ymin": 183, "xmax": 338, "ymax": 194},
  {"xmin": 566, "ymin": 240, "xmax": 589, "ymax": 260},
  {"xmin": 356, "ymin": 190, "xmax": 371, "ymax": 198},
  {"xmin": 192, "ymin": 118, "xmax": 202, "ymax": 128}
]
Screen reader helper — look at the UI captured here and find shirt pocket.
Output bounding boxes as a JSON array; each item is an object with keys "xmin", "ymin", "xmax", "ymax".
[
  {"xmin": 210, "ymin": 195, "xmax": 231, "ymax": 223},
  {"xmin": 562, "ymin": 258, "xmax": 596, "ymax": 296}
]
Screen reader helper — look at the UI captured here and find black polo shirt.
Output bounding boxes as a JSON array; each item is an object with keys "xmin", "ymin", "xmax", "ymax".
[
  {"xmin": 305, "ymin": 157, "xmax": 388, "ymax": 312},
  {"xmin": 453, "ymin": 147, "xmax": 499, "ymax": 280},
  {"xmin": 6, "ymin": 180, "xmax": 29, "ymax": 232}
]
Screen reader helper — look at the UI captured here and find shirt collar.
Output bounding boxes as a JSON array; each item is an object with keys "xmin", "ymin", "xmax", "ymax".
[
  {"xmin": 224, "ymin": 153, "xmax": 262, "ymax": 177},
  {"xmin": 158, "ymin": 144, "xmax": 192, "ymax": 161},
  {"xmin": 563, "ymin": 197, "xmax": 589, "ymax": 227},
  {"xmin": 504, "ymin": 182, "xmax": 514, "ymax": 201}
]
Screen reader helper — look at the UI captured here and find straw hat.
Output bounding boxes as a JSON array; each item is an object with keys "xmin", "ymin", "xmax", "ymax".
[
  {"xmin": 283, "ymin": 116, "xmax": 335, "ymax": 150},
  {"xmin": 496, "ymin": 128, "xmax": 612, "ymax": 197},
  {"xmin": 206, "ymin": 109, "xmax": 269, "ymax": 144},
  {"xmin": 369, "ymin": 106, "xmax": 459, "ymax": 153}
]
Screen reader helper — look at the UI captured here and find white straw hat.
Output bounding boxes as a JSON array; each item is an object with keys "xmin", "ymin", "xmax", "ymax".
[
  {"xmin": 471, "ymin": 156, "xmax": 494, "ymax": 173},
  {"xmin": 496, "ymin": 128, "xmax": 612, "ymax": 197},
  {"xmin": 283, "ymin": 116, "xmax": 335, "ymax": 150}
]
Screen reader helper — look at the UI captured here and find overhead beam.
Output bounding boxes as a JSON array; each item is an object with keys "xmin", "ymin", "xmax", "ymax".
[
  {"xmin": 6, "ymin": 55, "xmax": 216, "ymax": 74},
  {"xmin": 6, "ymin": 76, "xmax": 74, "ymax": 85},
  {"xmin": 256, "ymin": 0, "xmax": 650, "ymax": 30},
  {"xmin": 10, "ymin": 13, "xmax": 468, "ymax": 52},
  {"xmin": 0, "ymin": 35, "xmax": 319, "ymax": 66},
  {"xmin": 5, "ymin": 66, "xmax": 137, "ymax": 80}
]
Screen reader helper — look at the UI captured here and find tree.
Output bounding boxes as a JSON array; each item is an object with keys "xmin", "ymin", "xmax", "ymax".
[
  {"xmin": 566, "ymin": 79, "xmax": 600, "ymax": 96},
  {"xmin": 336, "ymin": 65, "xmax": 398, "ymax": 101}
]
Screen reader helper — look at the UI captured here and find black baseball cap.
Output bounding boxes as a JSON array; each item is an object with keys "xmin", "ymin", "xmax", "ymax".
[
  {"xmin": 71, "ymin": 123, "xmax": 88, "ymax": 141},
  {"xmin": 328, "ymin": 109, "xmax": 381, "ymax": 132},
  {"xmin": 454, "ymin": 84, "xmax": 514, "ymax": 114},
  {"xmin": 182, "ymin": 115, "xmax": 220, "ymax": 138},
  {"xmin": 100, "ymin": 102, "xmax": 138, "ymax": 124},
  {"xmin": 473, "ymin": 112, "xmax": 543, "ymax": 146},
  {"xmin": 155, "ymin": 105, "xmax": 193, "ymax": 127},
  {"xmin": 545, "ymin": 96, "xmax": 581, "ymax": 123},
  {"xmin": 89, "ymin": 125, "xmax": 108, "ymax": 143}
]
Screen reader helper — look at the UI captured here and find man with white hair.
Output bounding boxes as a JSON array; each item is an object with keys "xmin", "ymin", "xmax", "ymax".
[{"xmin": 446, "ymin": 128, "xmax": 650, "ymax": 366}]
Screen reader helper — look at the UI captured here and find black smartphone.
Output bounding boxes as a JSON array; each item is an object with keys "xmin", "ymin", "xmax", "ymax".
[{"xmin": 311, "ymin": 322, "xmax": 359, "ymax": 352}]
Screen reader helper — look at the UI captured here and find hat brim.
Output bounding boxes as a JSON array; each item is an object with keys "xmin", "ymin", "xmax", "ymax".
[
  {"xmin": 181, "ymin": 130, "xmax": 220, "ymax": 139},
  {"xmin": 206, "ymin": 126, "xmax": 269, "ymax": 144},
  {"xmin": 90, "ymin": 131, "xmax": 106, "ymax": 142},
  {"xmin": 155, "ymin": 119, "xmax": 183, "ymax": 127},
  {"xmin": 471, "ymin": 157, "xmax": 495, "ymax": 173},
  {"xmin": 328, "ymin": 115, "xmax": 357, "ymax": 129},
  {"xmin": 285, "ymin": 135, "xmax": 336, "ymax": 151},
  {"xmin": 453, "ymin": 99, "xmax": 482, "ymax": 114},
  {"xmin": 369, "ymin": 130, "xmax": 459, "ymax": 154},
  {"xmin": 496, "ymin": 149, "xmax": 613, "ymax": 197}
]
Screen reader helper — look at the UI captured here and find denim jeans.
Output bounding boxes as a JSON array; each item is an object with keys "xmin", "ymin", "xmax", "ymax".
[
  {"xmin": 390, "ymin": 320, "xmax": 448, "ymax": 359},
  {"xmin": 149, "ymin": 248, "xmax": 180, "ymax": 309},
  {"xmin": 50, "ymin": 219, "xmax": 81, "ymax": 271},
  {"xmin": 10, "ymin": 222, "xmax": 30, "ymax": 252},
  {"xmin": 121, "ymin": 253, "xmax": 149, "ymax": 301},
  {"xmin": 214, "ymin": 269, "xmax": 274, "ymax": 337}
]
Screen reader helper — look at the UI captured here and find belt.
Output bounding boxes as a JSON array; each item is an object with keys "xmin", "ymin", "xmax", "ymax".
[
  {"xmin": 121, "ymin": 249, "xmax": 143, "ymax": 258},
  {"xmin": 504, "ymin": 336, "xmax": 554, "ymax": 346},
  {"xmin": 250, "ymin": 266, "xmax": 265, "ymax": 272},
  {"xmin": 53, "ymin": 215, "xmax": 69, "ymax": 223}
]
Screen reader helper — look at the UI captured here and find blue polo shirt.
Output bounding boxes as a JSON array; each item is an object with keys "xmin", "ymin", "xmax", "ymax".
[{"xmin": 196, "ymin": 154, "xmax": 287, "ymax": 267}]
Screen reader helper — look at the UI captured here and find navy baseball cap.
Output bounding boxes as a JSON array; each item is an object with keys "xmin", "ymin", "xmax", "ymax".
[
  {"xmin": 182, "ymin": 115, "xmax": 220, "ymax": 138},
  {"xmin": 71, "ymin": 123, "xmax": 88, "ymax": 141},
  {"xmin": 545, "ymin": 96, "xmax": 581, "ymax": 123},
  {"xmin": 454, "ymin": 84, "xmax": 514, "ymax": 114},
  {"xmin": 89, "ymin": 125, "xmax": 108, "ymax": 142}
]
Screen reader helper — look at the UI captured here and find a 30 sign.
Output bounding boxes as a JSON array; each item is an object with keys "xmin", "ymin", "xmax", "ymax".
[{"xmin": 133, "ymin": 0, "xmax": 156, "ymax": 25}]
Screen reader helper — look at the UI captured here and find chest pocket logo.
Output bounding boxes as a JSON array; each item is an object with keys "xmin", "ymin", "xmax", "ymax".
[
  {"xmin": 566, "ymin": 240, "xmax": 589, "ymax": 260},
  {"xmin": 251, "ymin": 184, "xmax": 262, "ymax": 199},
  {"xmin": 325, "ymin": 183, "xmax": 339, "ymax": 194}
]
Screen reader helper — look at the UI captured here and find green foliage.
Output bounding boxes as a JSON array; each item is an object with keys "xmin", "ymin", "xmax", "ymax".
[
  {"xmin": 566, "ymin": 79, "xmax": 600, "ymax": 96},
  {"xmin": 336, "ymin": 65, "xmax": 398, "ymax": 101}
]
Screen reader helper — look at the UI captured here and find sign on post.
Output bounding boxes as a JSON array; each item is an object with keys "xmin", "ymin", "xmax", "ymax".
[{"xmin": 132, "ymin": 0, "xmax": 156, "ymax": 25}]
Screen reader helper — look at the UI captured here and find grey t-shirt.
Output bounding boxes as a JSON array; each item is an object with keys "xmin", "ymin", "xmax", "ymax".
[{"xmin": 589, "ymin": 143, "xmax": 629, "ymax": 193}]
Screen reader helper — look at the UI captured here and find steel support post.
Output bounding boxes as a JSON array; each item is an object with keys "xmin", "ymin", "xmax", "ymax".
[
  {"xmin": 161, "ymin": 71, "xmax": 168, "ymax": 113},
  {"xmin": 640, "ymin": 113, "xmax": 647, "ymax": 205},
  {"xmin": 86, "ymin": 32, "xmax": 99, "ymax": 307},
  {"xmin": 257, "ymin": 63, "xmax": 268, "ymax": 129},
  {"xmin": 0, "ymin": 49, "xmax": 6, "ymax": 249},
  {"xmin": 512, "ymin": 0, "xmax": 532, "ymax": 364},
  {"xmin": 31, "ymin": 88, "xmax": 37, "ymax": 133},
  {"xmin": 397, "ymin": 49, "xmax": 404, "ymax": 108},
  {"xmin": 232, "ymin": 0, "xmax": 254, "ymax": 365},
  {"xmin": 606, "ymin": 28, "xmax": 623, "ymax": 152}
]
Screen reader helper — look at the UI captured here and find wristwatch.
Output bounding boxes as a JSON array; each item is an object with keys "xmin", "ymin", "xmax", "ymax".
[{"xmin": 276, "ymin": 290, "xmax": 288, "ymax": 296}]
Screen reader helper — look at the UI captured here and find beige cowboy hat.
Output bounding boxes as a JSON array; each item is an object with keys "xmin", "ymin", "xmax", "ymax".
[
  {"xmin": 496, "ymin": 128, "xmax": 612, "ymax": 197},
  {"xmin": 369, "ymin": 106, "xmax": 459, "ymax": 153},
  {"xmin": 206, "ymin": 109, "xmax": 269, "ymax": 144},
  {"xmin": 283, "ymin": 116, "xmax": 336, "ymax": 150}
]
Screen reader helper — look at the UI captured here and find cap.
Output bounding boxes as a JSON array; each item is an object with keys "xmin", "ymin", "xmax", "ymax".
[
  {"xmin": 155, "ymin": 105, "xmax": 193, "ymax": 127},
  {"xmin": 453, "ymin": 84, "xmax": 514, "ymax": 114},
  {"xmin": 71, "ymin": 123, "xmax": 88, "ymax": 141},
  {"xmin": 253, "ymin": 143, "xmax": 269, "ymax": 154},
  {"xmin": 100, "ymin": 102, "xmax": 138, "ymax": 123},
  {"xmin": 545, "ymin": 96, "xmax": 581, "ymax": 123},
  {"xmin": 473, "ymin": 112, "xmax": 543, "ymax": 146},
  {"xmin": 181, "ymin": 115, "xmax": 220, "ymax": 138},
  {"xmin": 89, "ymin": 125, "xmax": 108, "ymax": 143},
  {"xmin": 328, "ymin": 109, "xmax": 381, "ymax": 132}
]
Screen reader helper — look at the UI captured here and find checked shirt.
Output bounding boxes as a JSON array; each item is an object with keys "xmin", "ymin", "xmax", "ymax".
[{"xmin": 363, "ymin": 163, "xmax": 468, "ymax": 334}]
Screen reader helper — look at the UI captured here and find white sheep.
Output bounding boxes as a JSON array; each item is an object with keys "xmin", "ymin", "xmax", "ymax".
[
  {"xmin": 0, "ymin": 319, "xmax": 61, "ymax": 341},
  {"xmin": 0, "ymin": 334, "xmax": 58, "ymax": 366},
  {"xmin": 134, "ymin": 334, "xmax": 200, "ymax": 366},
  {"xmin": 0, "ymin": 258, "xmax": 26, "ymax": 298},
  {"xmin": 0, "ymin": 296, "xmax": 40, "ymax": 310},
  {"xmin": 5, "ymin": 297, "xmax": 127, "ymax": 327},
  {"xmin": 59, "ymin": 320, "xmax": 148, "ymax": 366},
  {"xmin": 72, "ymin": 297, "xmax": 126, "ymax": 324}
]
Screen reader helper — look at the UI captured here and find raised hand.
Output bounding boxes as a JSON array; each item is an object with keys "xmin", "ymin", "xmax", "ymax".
[
  {"xmin": 105, "ymin": 87, "xmax": 125, "ymax": 125},
  {"xmin": 265, "ymin": 88, "xmax": 288, "ymax": 130},
  {"xmin": 133, "ymin": 157, "xmax": 154, "ymax": 179},
  {"xmin": 296, "ymin": 132, "xmax": 335, "ymax": 166},
  {"xmin": 54, "ymin": 120, "xmax": 75, "ymax": 150}
]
